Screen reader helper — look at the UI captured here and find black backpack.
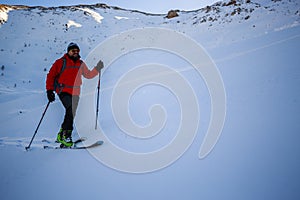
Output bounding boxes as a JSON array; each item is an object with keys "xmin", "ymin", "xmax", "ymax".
[{"xmin": 54, "ymin": 57, "xmax": 67, "ymax": 94}]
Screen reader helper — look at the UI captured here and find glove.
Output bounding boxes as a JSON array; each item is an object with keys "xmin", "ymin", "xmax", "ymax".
[
  {"xmin": 47, "ymin": 90, "xmax": 55, "ymax": 102},
  {"xmin": 95, "ymin": 60, "xmax": 104, "ymax": 72}
]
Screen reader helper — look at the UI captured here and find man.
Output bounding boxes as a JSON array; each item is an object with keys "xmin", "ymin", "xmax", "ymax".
[{"xmin": 46, "ymin": 42, "xmax": 103, "ymax": 147}]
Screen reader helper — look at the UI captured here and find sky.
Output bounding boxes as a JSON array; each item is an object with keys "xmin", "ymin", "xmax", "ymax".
[{"xmin": 0, "ymin": 0, "xmax": 218, "ymax": 13}]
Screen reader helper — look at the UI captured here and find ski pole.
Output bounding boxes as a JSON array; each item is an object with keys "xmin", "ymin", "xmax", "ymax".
[
  {"xmin": 25, "ymin": 101, "xmax": 50, "ymax": 150},
  {"xmin": 95, "ymin": 71, "xmax": 101, "ymax": 130}
]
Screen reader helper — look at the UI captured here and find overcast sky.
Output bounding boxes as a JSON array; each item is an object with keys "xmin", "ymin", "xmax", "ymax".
[{"xmin": 0, "ymin": 0, "xmax": 218, "ymax": 13}]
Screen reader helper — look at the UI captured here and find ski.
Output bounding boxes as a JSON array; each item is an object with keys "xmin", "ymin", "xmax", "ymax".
[
  {"xmin": 43, "ymin": 140, "xmax": 103, "ymax": 149},
  {"xmin": 42, "ymin": 137, "xmax": 85, "ymax": 145}
]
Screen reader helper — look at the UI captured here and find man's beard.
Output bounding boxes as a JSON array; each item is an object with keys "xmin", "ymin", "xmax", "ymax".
[{"xmin": 68, "ymin": 53, "xmax": 80, "ymax": 61}]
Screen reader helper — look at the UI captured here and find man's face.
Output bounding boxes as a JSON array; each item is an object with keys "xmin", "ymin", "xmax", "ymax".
[{"xmin": 68, "ymin": 49, "xmax": 80, "ymax": 59}]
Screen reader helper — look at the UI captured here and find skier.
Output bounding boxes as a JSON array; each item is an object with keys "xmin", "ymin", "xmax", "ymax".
[{"xmin": 46, "ymin": 42, "xmax": 103, "ymax": 147}]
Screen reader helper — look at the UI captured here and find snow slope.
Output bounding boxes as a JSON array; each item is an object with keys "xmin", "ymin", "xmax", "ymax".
[{"xmin": 0, "ymin": 0, "xmax": 300, "ymax": 199}]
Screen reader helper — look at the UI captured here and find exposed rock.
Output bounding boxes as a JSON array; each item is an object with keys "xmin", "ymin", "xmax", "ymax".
[{"xmin": 166, "ymin": 10, "xmax": 179, "ymax": 19}]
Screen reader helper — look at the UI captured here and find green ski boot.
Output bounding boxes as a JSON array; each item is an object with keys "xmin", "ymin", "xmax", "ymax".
[{"xmin": 56, "ymin": 129, "xmax": 73, "ymax": 147}]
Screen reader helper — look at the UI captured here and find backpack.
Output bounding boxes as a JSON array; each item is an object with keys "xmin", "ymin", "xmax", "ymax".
[{"xmin": 54, "ymin": 57, "xmax": 67, "ymax": 94}]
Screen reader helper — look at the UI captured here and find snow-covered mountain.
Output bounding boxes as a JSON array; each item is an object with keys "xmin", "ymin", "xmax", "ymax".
[
  {"xmin": 0, "ymin": 0, "xmax": 300, "ymax": 199},
  {"xmin": 0, "ymin": 0, "xmax": 298, "ymax": 89}
]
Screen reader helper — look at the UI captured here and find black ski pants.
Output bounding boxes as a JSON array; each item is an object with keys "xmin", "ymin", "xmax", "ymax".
[{"xmin": 59, "ymin": 92, "xmax": 79, "ymax": 131}]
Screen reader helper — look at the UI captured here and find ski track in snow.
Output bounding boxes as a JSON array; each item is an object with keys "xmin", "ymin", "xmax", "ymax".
[
  {"xmin": 0, "ymin": 136, "xmax": 87, "ymax": 149},
  {"xmin": 0, "ymin": 137, "xmax": 50, "ymax": 149},
  {"xmin": 215, "ymin": 33, "xmax": 300, "ymax": 63}
]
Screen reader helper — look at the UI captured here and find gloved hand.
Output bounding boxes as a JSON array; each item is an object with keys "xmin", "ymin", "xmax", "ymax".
[
  {"xmin": 47, "ymin": 90, "xmax": 55, "ymax": 102},
  {"xmin": 95, "ymin": 60, "xmax": 104, "ymax": 72}
]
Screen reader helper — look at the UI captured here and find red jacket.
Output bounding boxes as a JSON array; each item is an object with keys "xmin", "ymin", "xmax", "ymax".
[{"xmin": 46, "ymin": 54, "xmax": 98, "ymax": 96}]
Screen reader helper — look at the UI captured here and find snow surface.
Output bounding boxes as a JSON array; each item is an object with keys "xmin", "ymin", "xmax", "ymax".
[{"xmin": 0, "ymin": 0, "xmax": 300, "ymax": 199}]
